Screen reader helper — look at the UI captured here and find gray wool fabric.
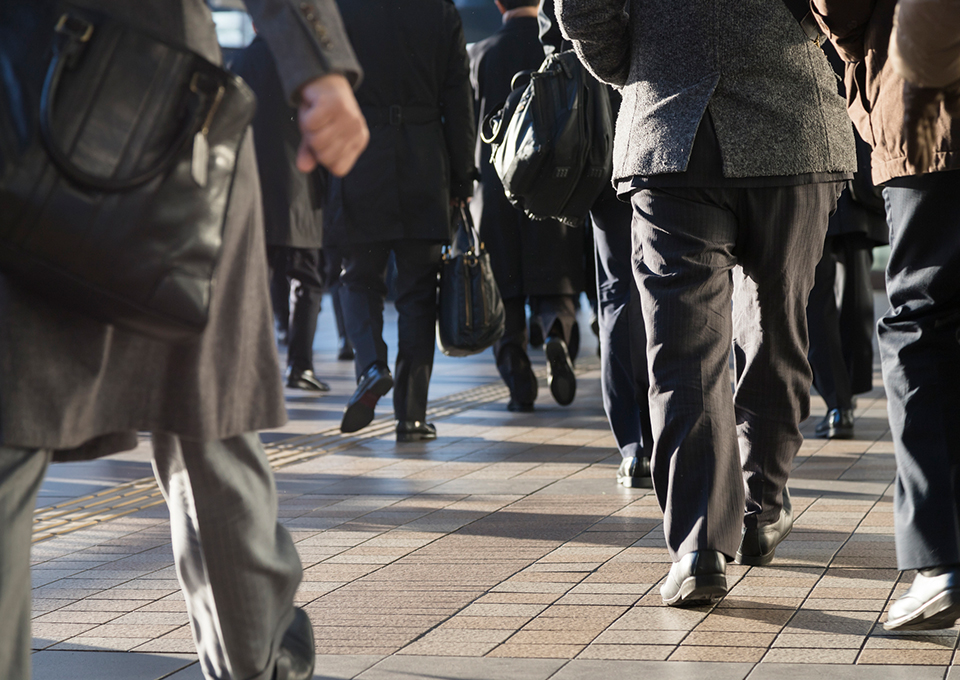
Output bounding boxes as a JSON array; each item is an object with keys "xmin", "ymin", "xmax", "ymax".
[{"xmin": 555, "ymin": 0, "xmax": 857, "ymax": 182}]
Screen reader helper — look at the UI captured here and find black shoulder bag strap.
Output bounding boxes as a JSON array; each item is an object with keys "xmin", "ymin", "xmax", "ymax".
[{"xmin": 781, "ymin": 0, "xmax": 825, "ymax": 44}]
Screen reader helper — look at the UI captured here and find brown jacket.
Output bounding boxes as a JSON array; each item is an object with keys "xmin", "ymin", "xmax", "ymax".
[
  {"xmin": 812, "ymin": 0, "xmax": 960, "ymax": 183},
  {"xmin": 890, "ymin": 0, "xmax": 960, "ymax": 89}
]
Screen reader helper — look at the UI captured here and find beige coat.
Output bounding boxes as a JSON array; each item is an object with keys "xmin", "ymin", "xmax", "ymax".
[{"xmin": 889, "ymin": 0, "xmax": 960, "ymax": 88}]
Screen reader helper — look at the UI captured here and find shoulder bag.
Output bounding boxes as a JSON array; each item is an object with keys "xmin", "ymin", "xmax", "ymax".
[{"xmin": 0, "ymin": 3, "xmax": 256, "ymax": 342}]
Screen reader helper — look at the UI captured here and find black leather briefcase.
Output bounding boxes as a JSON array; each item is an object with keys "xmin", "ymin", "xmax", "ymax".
[{"xmin": 0, "ymin": 3, "xmax": 256, "ymax": 342}]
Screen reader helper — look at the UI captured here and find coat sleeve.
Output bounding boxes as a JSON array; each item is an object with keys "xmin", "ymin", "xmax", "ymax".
[
  {"xmin": 810, "ymin": 0, "xmax": 878, "ymax": 62},
  {"xmin": 889, "ymin": 0, "xmax": 960, "ymax": 88},
  {"xmin": 241, "ymin": 0, "xmax": 363, "ymax": 103},
  {"xmin": 555, "ymin": 0, "xmax": 630, "ymax": 87},
  {"xmin": 440, "ymin": 5, "xmax": 479, "ymax": 200}
]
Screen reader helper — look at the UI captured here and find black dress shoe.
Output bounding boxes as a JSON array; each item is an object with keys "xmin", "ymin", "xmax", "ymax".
[
  {"xmin": 507, "ymin": 398, "xmax": 534, "ymax": 412},
  {"xmin": 285, "ymin": 367, "xmax": 331, "ymax": 392},
  {"xmin": 736, "ymin": 488, "xmax": 793, "ymax": 566},
  {"xmin": 545, "ymin": 336, "xmax": 576, "ymax": 406},
  {"xmin": 660, "ymin": 550, "xmax": 728, "ymax": 607},
  {"xmin": 341, "ymin": 363, "xmax": 394, "ymax": 433},
  {"xmin": 337, "ymin": 337, "xmax": 355, "ymax": 361},
  {"xmin": 617, "ymin": 456, "xmax": 653, "ymax": 488},
  {"xmin": 815, "ymin": 408, "xmax": 854, "ymax": 439},
  {"xmin": 884, "ymin": 566, "xmax": 960, "ymax": 631},
  {"xmin": 396, "ymin": 420, "xmax": 437, "ymax": 442},
  {"xmin": 273, "ymin": 607, "xmax": 314, "ymax": 680}
]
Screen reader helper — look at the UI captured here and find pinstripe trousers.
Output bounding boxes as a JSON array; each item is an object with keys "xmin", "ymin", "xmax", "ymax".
[
  {"xmin": 0, "ymin": 433, "xmax": 302, "ymax": 680},
  {"xmin": 630, "ymin": 182, "xmax": 842, "ymax": 561}
]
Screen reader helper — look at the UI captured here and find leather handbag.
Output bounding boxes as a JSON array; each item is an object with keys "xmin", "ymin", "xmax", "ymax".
[
  {"xmin": 480, "ymin": 50, "xmax": 612, "ymax": 227},
  {"xmin": 436, "ymin": 206, "xmax": 505, "ymax": 357},
  {"xmin": 0, "ymin": 3, "xmax": 256, "ymax": 342}
]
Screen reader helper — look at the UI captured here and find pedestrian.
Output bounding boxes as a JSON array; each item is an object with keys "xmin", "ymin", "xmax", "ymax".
[
  {"xmin": 329, "ymin": 0, "xmax": 477, "ymax": 442},
  {"xmin": 469, "ymin": 0, "xmax": 584, "ymax": 413},
  {"xmin": 232, "ymin": 34, "xmax": 332, "ymax": 393},
  {"xmin": 538, "ymin": 0, "xmax": 653, "ymax": 487},
  {"xmin": 0, "ymin": 0, "xmax": 368, "ymax": 678},
  {"xmin": 556, "ymin": 0, "xmax": 856, "ymax": 605},
  {"xmin": 813, "ymin": 0, "xmax": 960, "ymax": 631},
  {"xmin": 807, "ymin": 42, "xmax": 888, "ymax": 441}
]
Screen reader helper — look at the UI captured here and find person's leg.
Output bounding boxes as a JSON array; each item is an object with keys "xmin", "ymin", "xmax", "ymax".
[
  {"xmin": 340, "ymin": 244, "xmax": 392, "ymax": 381},
  {"xmin": 324, "ymin": 248, "xmax": 354, "ymax": 360},
  {"xmin": 285, "ymin": 249, "xmax": 326, "ymax": 388},
  {"xmin": 266, "ymin": 246, "xmax": 291, "ymax": 343},
  {"xmin": 0, "ymin": 447, "xmax": 51, "ymax": 680},
  {"xmin": 391, "ymin": 240, "xmax": 443, "ymax": 424},
  {"xmin": 839, "ymin": 238, "xmax": 877, "ymax": 395},
  {"xmin": 733, "ymin": 182, "xmax": 839, "ymax": 528},
  {"xmin": 531, "ymin": 294, "xmax": 578, "ymax": 405},
  {"xmin": 494, "ymin": 296, "xmax": 538, "ymax": 409},
  {"xmin": 631, "ymin": 186, "xmax": 742, "ymax": 561},
  {"xmin": 152, "ymin": 432, "xmax": 304, "ymax": 680},
  {"xmin": 807, "ymin": 235, "xmax": 852, "ymax": 412},
  {"xmin": 880, "ymin": 172, "xmax": 960, "ymax": 572},
  {"xmin": 591, "ymin": 193, "xmax": 653, "ymax": 470}
]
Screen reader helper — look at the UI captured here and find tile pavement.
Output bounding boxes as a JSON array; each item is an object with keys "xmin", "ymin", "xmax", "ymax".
[{"xmin": 26, "ymin": 297, "xmax": 960, "ymax": 679}]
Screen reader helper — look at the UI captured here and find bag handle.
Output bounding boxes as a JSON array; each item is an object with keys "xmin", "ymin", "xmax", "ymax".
[{"xmin": 38, "ymin": 13, "xmax": 212, "ymax": 192}]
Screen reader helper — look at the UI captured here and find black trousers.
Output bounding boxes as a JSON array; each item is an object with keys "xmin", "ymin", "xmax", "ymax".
[
  {"xmin": 591, "ymin": 190, "xmax": 653, "ymax": 461},
  {"xmin": 807, "ymin": 233, "xmax": 876, "ymax": 411},
  {"xmin": 267, "ymin": 246, "xmax": 324, "ymax": 372},
  {"xmin": 631, "ymin": 182, "xmax": 841, "ymax": 561},
  {"xmin": 340, "ymin": 240, "xmax": 442, "ymax": 422}
]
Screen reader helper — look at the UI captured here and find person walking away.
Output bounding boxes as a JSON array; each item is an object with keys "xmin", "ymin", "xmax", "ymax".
[
  {"xmin": 469, "ymin": 0, "xmax": 584, "ymax": 413},
  {"xmin": 813, "ymin": 0, "xmax": 960, "ymax": 631},
  {"xmin": 806, "ymin": 41, "xmax": 888, "ymax": 440},
  {"xmin": 538, "ymin": 0, "xmax": 653, "ymax": 487},
  {"xmin": 556, "ymin": 0, "xmax": 856, "ymax": 605},
  {"xmin": 232, "ymin": 34, "xmax": 333, "ymax": 393},
  {"xmin": 0, "ymin": 0, "xmax": 369, "ymax": 678},
  {"xmin": 329, "ymin": 0, "xmax": 477, "ymax": 442}
]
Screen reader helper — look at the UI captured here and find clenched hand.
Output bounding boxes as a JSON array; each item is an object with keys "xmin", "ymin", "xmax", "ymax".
[{"xmin": 296, "ymin": 74, "xmax": 369, "ymax": 177}]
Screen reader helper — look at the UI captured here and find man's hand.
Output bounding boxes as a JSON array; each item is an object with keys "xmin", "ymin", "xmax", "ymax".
[
  {"xmin": 296, "ymin": 74, "xmax": 369, "ymax": 177},
  {"xmin": 903, "ymin": 81, "xmax": 943, "ymax": 174}
]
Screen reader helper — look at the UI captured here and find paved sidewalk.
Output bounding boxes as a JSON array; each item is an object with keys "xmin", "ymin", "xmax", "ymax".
[{"xmin": 28, "ymin": 298, "xmax": 959, "ymax": 680}]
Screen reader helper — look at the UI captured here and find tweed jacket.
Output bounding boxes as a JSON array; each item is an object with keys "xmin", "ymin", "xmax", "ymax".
[
  {"xmin": 555, "ymin": 0, "xmax": 857, "ymax": 183},
  {"xmin": 0, "ymin": 0, "xmax": 360, "ymax": 458}
]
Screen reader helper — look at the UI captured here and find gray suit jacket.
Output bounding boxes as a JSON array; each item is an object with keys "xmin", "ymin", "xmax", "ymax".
[
  {"xmin": 0, "ymin": 0, "xmax": 360, "ymax": 457},
  {"xmin": 555, "ymin": 0, "xmax": 857, "ymax": 182}
]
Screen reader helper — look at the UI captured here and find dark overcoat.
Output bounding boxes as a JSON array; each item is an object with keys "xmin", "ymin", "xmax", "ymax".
[
  {"xmin": 468, "ymin": 16, "xmax": 584, "ymax": 300},
  {"xmin": 231, "ymin": 35, "xmax": 325, "ymax": 250},
  {"xmin": 0, "ymin": 0, "xmax": 361, "ymax": 459},
  {"xmin": 327, "ymin": 0, "xmax": 476, "ymax": 246}
]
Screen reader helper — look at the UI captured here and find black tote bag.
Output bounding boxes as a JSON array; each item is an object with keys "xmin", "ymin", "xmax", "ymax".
[
  {"xmin": 0, "ymin": 3, "xmax": 256, "ymax": 342},
  {"xmin": 436, "ymin": 206, "xmax": 505, "ymax": 357}
]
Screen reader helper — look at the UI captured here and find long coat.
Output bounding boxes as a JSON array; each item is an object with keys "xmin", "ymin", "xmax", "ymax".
[
  {"xmin": 468, "ymin": 16, "xmax": 584, "ymax": 300},
  {"xmin": 0, "ymin": 0, "xmax": 361, "ymax": 459},
  {"xmin": 231, "ymin": 36, "xmax": 325, "ymax": 250},
  {"xmin": 326, "ymin": 0, "xmax": 476, "ymax": 246}
]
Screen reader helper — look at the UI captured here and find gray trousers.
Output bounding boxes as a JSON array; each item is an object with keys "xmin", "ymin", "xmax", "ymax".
[
  {"xmin": 0, "ymin": 433, "xmax": 302, "ymax": 680},
  {"xmin": 630, "ymin": 182, "xmax": 841, "ymax": 561}
]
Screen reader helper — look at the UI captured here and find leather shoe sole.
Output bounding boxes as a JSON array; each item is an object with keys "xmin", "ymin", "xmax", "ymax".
[
  {"xmin": 507, "ymin": 398, "xmax": 534, "ymax": 412},
  {"xmin": 545, "ymin": 337, "xmax": 576, "ymax": 406},
  {"xmin": 341, "ymin": 370, "xmax": 394, "ymax": 433}
]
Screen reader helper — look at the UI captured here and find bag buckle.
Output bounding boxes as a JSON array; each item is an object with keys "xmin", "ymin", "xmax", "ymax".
[
  {"xmin": 55, "ymin": 14, "xmax": 94, "ymax": 43},
  {"xmin": 389, "ymin": 105, "xmax": 402, "ymax": 126}
]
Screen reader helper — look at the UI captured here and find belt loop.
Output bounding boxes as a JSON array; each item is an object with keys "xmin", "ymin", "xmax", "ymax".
[{"xmin": 389, "ymin": 105, "xmax": 402, "ymax": 126}]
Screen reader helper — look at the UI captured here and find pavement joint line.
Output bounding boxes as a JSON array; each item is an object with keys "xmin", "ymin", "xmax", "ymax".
[{"xmin": 31, "ymin": 359, "xmax": 600, "ymax": 542}]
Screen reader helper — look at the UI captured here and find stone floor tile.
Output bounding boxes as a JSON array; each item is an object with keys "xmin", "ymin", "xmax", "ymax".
[
  {"xmin": 669, "ymin": 646, "xmax": 766, "ymax": 663},
  {"xmin": 762, "ymin": 648, "xmax": 860, "ymax": 664},
  {"xmin": 683, "ymin": 631, "xmax": 777, "ymax": 647},
  {"xmin": 576, "ymin": 644, "xmax": 674, "ymax": 660},
  {"xmin": 31, "ymin": 650, "xmax": 196, "ymax": 680},
  {"xmin": 355, "ymin": 655, "xmax": 564, "ymax": 680},
  {"xmin": 857, "ymin": 649, "xmax": 954, "ymax": 665},
  {"xmin": 486, "ymin": 643, "xmax": 586, "ymax": 658}
]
